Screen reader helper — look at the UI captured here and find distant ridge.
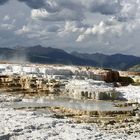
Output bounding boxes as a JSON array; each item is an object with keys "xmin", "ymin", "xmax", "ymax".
[
  {"xmin": 71, "ymin": 52, "xmax": 140, "ymax": 70},
  {"xmin": 0, "ymin": 45, "xmax": 140, "ymax": 70}
]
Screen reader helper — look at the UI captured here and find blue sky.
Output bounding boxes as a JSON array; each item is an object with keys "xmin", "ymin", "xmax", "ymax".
[{"xmin": 0, "ymin": 0, "xmax": 140, "ymax": 56}]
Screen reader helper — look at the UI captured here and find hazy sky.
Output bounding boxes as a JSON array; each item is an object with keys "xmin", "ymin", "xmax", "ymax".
[{"xmin": 0, "ymin": 0, "xmax": 140, "ymax": 56}]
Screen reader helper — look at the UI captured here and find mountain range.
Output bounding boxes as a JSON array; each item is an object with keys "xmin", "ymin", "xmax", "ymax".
[{"xmin": 0, "ymin": 45, "xmax": 140, "ymax": 70}]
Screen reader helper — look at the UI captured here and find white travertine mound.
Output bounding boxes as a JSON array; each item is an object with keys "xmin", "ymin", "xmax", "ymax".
[
  {"xmin": 116, "ymin": 85, "xmax": 140, "ymax": 103},
  {"xmin": 65, "ymin": 79, "xmax": 119, "ymax": 100}
]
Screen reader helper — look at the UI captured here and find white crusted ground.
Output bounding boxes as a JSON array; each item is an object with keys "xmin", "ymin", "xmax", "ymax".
[
  {"xmin": 0, "ymin": 107, "xmax": 139, "ymax": 140},
  {"xmin": 116, "ymin": 85, "xmax": 140, "ymax": 103},
  {"xmin": 66, "ymin": 79, "xmax": 113, "ymax": 90},
  {"xmin": 0, "ymin": 93, "xmax": 140, "ymax": 140}
]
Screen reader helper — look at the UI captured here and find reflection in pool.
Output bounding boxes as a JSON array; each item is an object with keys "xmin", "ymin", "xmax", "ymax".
[{"xmin": 9, "ymin": 97, "xmax": 134, "ymax": 112}]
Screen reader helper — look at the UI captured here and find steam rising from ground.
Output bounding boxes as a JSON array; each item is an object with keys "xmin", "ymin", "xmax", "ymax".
[
  {"xmin": 8, "ymin": 53, "xmax": 29, "ymax": 64},
  {"xmin": 0, "ymin": 51, "xmax": 29, "ymax": 64}
]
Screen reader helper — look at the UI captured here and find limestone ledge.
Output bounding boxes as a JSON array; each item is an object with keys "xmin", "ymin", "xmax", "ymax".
[
  {"xmin": 0, "ymin": 75, "xmax": 61, "ymax": 94},
  {"xmin": 50, "ymin": 106, "xmax": 136, "ymax": 118}
]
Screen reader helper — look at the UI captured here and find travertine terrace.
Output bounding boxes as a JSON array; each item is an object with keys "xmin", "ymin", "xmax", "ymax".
[
  {"xmin": 0, "ymin": 62, "xmax": 140, "ymax": 140},
  {"xmin": 0, "ymin": 63, "xmax": 134, "ymax": 100}
]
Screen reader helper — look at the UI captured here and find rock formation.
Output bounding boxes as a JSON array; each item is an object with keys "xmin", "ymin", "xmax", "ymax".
[
  {"xmin": 0, "ymin": 75, "xmax": 61, "ymax": 94},
  {"xmin": 65, "ymin": 80, "xmax": 120, "ymax": 100},
  {"xmin": 95, "ymin": 69, "xmax": 120, "ymax": 83}
]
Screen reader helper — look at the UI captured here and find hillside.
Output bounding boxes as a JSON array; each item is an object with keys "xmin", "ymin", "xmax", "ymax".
[{"xmin": 128, "ymin": 65, "xmax": 140, "ymax": 72}]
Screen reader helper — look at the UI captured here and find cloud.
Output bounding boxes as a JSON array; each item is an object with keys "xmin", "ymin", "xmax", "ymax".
[
  {"xmin": 76, "ymin": 17, "xmax": 140, "ymax": 42},
  {"xmin": 86, "ymin": 0, "xmax": 140, "ymax": 22},
  {"xmin": 18, "ymin": 0, "xmax": 46, "ymax": 9},
  {"xmin": 88, "ymin": 0, "xmax": 122, "ymax": 15},
  {"xmin": 18, "ymin": 0, "xmax": 84, "ymax": 12},
  {"xmin": 18, "ymin": 0, "xmax": 140, "ymax": 24},
  {"xmin": 57, "ymin": 19, "xmax": 125, "ymax": 42},
  {"xmin": 3, "ymin": 15, "xmax": 10, "ymax": 21},
  {"xmin": 47, "ymin": 25, "xmax": 59, "ymax": 32},
  {"xmin": 0, "ymin": 23, "xmax": 15, "ymax": 30},
  {"xmin": 18, "ymin": 0, "xmax": 60, "ymax": 13},
  {"xmin": 0, "ymin": 0, "xmax": 9, "ymax": 5},
  {"xmin": 17, "ymin": 0, "xmax": 83, "ymax": 22},
  {"xmin": 14, "ymin": 22, "xmax": 60, "ymax": 42},
  {"xmin": 58, "ymin": 21, "xmax": 87, "ymax": 38},
  {"xmin": 116, "ymin": 0, "xmax": 139, "ymax": 22},
  {"xmin": 31, "ymin": 8, "xmax": 83, "ymax": 21},
  {"xmin": 15, "ymin": 25, "xmax": 31, "ymax": 35}
]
